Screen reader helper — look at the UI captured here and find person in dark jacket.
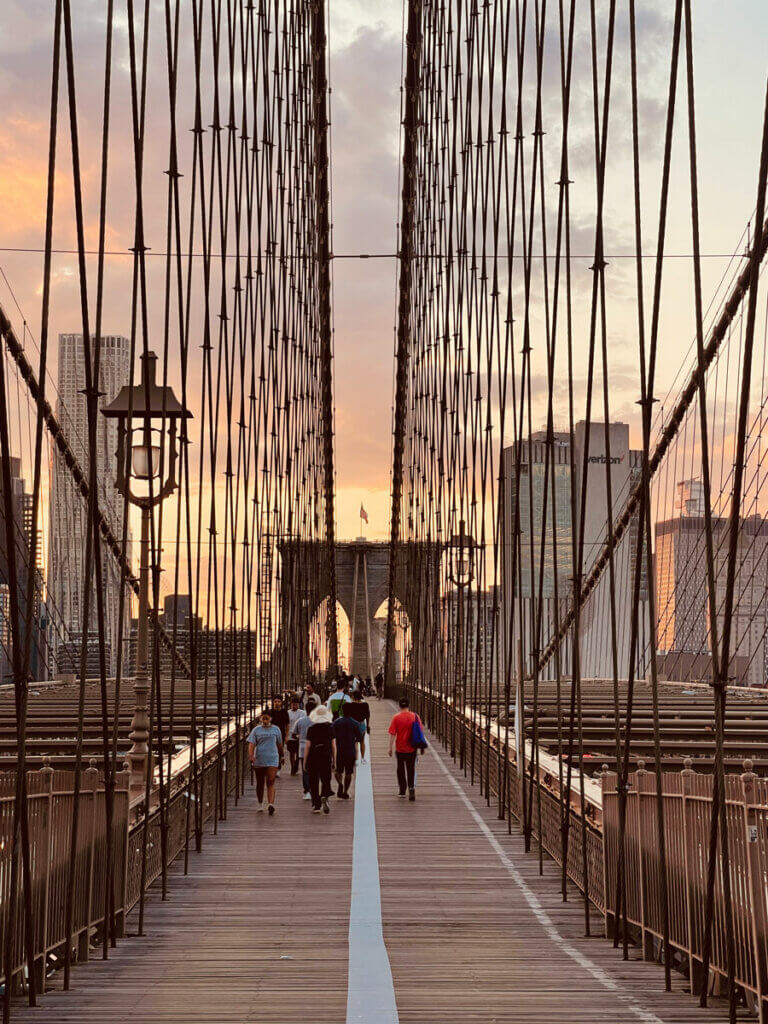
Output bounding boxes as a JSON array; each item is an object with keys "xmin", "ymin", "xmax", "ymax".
[
  {"xmin": 345, "ymin": 689, "xmax": 371, "ymax": 762},
  {"xmin": 268, "ymin": 695, "xmax": 290, "ymax": 742},
  {"xmin": 332, "ymin": 705, "xmax": 365, "ymax": 798},
  {"xmin": 304, "ymin": 704, "xmax": 336, "ymax": 814}
]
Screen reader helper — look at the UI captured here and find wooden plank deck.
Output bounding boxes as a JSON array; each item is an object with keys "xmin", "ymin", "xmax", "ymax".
[
  {"xmin": 373, "ymin": 706, "xmax": 740, "ymax": 1023},
  {"xmin": 10, "ymin": 703, "xmax": 742, "ymax": 1023}
]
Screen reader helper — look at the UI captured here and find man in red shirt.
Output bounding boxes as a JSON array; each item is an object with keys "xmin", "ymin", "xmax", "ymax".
[{"xmin": 388, "ymin": 697, "xmax": 421, "ymax": 800}]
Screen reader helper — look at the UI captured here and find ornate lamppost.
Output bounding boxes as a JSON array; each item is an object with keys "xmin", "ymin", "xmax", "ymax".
[
  {"xmin": 102, "ymin": 351, "xmax": 190, "ymax": 787},
  {"xmin": 447, "ymin": 518, "xmax": 475, "ymax": 767}
]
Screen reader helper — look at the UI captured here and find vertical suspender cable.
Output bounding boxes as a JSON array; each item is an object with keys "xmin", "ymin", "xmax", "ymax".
[
  {"xmin": 386, "ymin": 0, "xmax": 423, "ymax": 693},
  {"xmin": 310, "ymin": 0, "xmax": 339, "ymax": 677}
]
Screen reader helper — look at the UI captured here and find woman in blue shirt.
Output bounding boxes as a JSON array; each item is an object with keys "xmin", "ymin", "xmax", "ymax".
[{"xmin": 247, "ymin": 710, "xmax": 284, "ymax": 815}]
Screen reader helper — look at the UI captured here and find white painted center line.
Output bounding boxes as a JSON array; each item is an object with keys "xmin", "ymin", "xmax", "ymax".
[{"xmin": 346, "ymin": 757, "xmax": 399, "ymax": 1024}]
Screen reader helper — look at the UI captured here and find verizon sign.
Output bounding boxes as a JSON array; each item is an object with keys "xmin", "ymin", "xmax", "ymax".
[{"xmin": 587, "ymin": 454, "xmax": 624, "ymax": 465}]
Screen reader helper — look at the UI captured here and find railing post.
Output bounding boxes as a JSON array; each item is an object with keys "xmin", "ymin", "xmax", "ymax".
[
  {"xmin": 37, "ymin": 759, "xmax": 54, "ymax": 992},
  {"xmin": 634, "ymin": 761, "xmax": 653, "ymax": 960},
  {"xmin": 681, "ymin": 758, "xmax": 704, "ymax": 995},
  {"xmin": 515, "ymin": 640, "xmax": 525, "ymax": 822},
  {"xmin": 741, "ymin": 759, "xmax": 767, "ymax": 1023},
  {"xmin": 600, "ymin": 766, "xmax": 614, "ymax": 940},
  {"xmin": 78, "ymin": 760, "xmax": 99, "ymax": 962},
  {"xmin": 684, "ymin": 757, "xmax": 708, "ymax": 995},
  {"xmin": 116, "ymin": 762, "xmax": 131, "ymax": 941}
]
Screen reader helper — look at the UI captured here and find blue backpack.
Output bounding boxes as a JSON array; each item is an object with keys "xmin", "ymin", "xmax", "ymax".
[{"xmin": 410, "ymin": 714, "xmax": 428, "ymax": 750}]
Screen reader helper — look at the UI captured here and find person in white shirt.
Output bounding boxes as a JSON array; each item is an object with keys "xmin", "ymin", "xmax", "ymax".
[{"xmin": 286, "ymin": 696, "xmax": 306, "ymax": 776}]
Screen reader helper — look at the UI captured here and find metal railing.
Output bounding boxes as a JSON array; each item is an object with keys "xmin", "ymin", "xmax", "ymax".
[
  {"xmin": 602, "ymin": 764, "xmax": 768, "ymax": 1020},
  {"xmin": 125, "ymin": 731, "xmax": 249, "ymax": 911},
  {"xmin": 0, "ymin": 764, "xmax": 131, "ymax": 993},
  {"xmin": 0, "ymin": 712, "xmax": 255, "ymax": 1003},
  {"xmin": 411, "ymin": 681, "xmax": 768, "ymax": 1019}
]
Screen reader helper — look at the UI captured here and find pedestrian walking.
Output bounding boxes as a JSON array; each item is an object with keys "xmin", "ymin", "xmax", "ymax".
[
  {"xmin": 292, "ymin": 697, "xmax": 317, "ymax": 800},
  {"xmin": 247, "ymin": 710, "xmax": 284, "ymax": 815},
  {"xmin": 303, "ymin": 704, "xmax": 336, "ymax": 814},
  {"xmin": 327, "ymin": 680, "xmax": 351, "ymax": 720},
  {"xmin": 345, "ymin": 689, "xmax": 371, "ymax": 762},
  {"xmin": 302, "ymin": 681, "xmax": 323, "ymax": 708},
  {"xmin": 286, "ymin": 696, "xmax": 305, "ymax": 775},
  {"xmin": 374, "ymin": 670, "xmax": 384, "ymax": 700},
  {"xmin": 332, "ymin": 705, "xmax": 365, "ymax": 798},
  {"xmin": 266, "ymin": 695, "xmax": 289, "ymax": 776},
  {"xmin": 387, "ymin": 697, "xmax": 426, "ymax": 800},
  {"xmin": 268, "ymin": 695, "xmax": 290, "ymax": 742}
]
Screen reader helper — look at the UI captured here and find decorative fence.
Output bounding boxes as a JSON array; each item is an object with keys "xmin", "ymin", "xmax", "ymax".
[
  {"xmin": 0, "ymin": 764, "xmax": 131, "ymax": 992},
  {"xmin": 125, "ymin": 734, "xmax": 249, "ymax": 910},
  {"xmin": 1, "ymin": 725, "xmax": 252, "ymax": 1000},
  {"xmin": 412, "ymin": 684, "xmax": 768, "ymax": 1019},
  {"xmin": 602, "ymin": 764, "xmax": 768, "ymax": 1020}
]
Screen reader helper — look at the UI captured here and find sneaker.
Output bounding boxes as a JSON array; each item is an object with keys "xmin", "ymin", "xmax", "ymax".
[
  {"xmin": 312, "ymin": 807, "xmax": 322, "ymax": 814},
  {"xmin": 322, "ymin": 798, "xmax": 330, "ymax": 814},
  {"xmin": 336, "ymin": 787, "xmax": 345, "ymax": 797},
  {"xmin": 339, "ymin": 792, "xmax": 350, "ymax": 800},
  {"xmin": 257, "ymin": 802, "xmax": 265, "ymax": 812},
  {"xmin": 302, "ymin": 792, "xmax": 312, "ymax": 801},
  {"xmin": 268, "ymin": 804, "xmax": 275, "ymax": 816},
  {"xmin": 408, "ymin": 788, "xmax": 416, "ymax": 802},
  {"xmin": 398, "ymin": 792, "xmax": 406, "ymax": 799}
]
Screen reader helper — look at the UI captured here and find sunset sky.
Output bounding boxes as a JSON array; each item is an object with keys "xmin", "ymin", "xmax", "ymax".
[{"xmin": 0, "ymin": 0, "xmax": 766, "ymax": 554}]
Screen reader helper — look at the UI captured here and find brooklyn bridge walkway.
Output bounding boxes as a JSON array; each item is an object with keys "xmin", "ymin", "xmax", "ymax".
[{"xmin": 13, "ymin": 705, "xmax": 730, "ymax": 1024}]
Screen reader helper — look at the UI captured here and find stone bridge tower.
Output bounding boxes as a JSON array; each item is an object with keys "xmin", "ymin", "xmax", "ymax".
[{"xmin": 272, "ymin": 538, "xmax": 440, "ymax": 684}]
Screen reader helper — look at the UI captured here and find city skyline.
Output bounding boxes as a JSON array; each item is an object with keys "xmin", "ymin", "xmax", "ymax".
[{"xmin": 0, "ymin": 1, "xmax": 766, "ymax": 545}]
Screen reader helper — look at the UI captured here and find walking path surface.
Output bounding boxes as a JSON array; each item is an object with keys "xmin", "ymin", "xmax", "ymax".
[{"xmin": 14, "ymin": 703, "xmax": 733, "ymax": 1023}]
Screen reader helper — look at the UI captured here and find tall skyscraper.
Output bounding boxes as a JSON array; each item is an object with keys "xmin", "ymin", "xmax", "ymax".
[
  {"xmin": 502, "ymin": 421, "xmax": 650, "ymax": 682},
  {"xmin": 48, "ymin": 333, "xmax": 132, "ymax": 677}
]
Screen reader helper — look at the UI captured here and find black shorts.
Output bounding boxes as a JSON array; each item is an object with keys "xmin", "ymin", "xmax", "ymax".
[{"xmin": 336, "ymin": 752, "xmax": 356, "ymax": 775}]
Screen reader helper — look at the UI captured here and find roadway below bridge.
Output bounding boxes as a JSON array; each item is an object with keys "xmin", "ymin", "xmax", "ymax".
[{"xmin": 12, "ymin": 704, "xmax": 736, "ymax": 1024}]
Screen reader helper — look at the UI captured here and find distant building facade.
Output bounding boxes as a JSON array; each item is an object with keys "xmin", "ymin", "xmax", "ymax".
[
  {"xmin": 125, "ymin": 595, "xmax": 257, "ymax": 689},
  {"xmin": 55, "ymin": 631, "xmax": 109, "ymax": 678},
  {"xmin": 47, "ymin": 333, "xmax": 132, "ymax": 677},
  {"xmin": 502, "ymin": 421, "xmax": 650, "ymax": 682},
  {"xmin": 441, "ymin": 586, "xmax": 501, "ymax": 694}
]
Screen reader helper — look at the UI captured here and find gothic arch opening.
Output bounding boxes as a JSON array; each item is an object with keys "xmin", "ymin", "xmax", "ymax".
[
  {"xmin": 308, "ymin": 598, "xmax": 350, "ymax": 677},
  {"xmin": 373, "ymin": 597, "xmax": 411, "ymax": 683}
]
